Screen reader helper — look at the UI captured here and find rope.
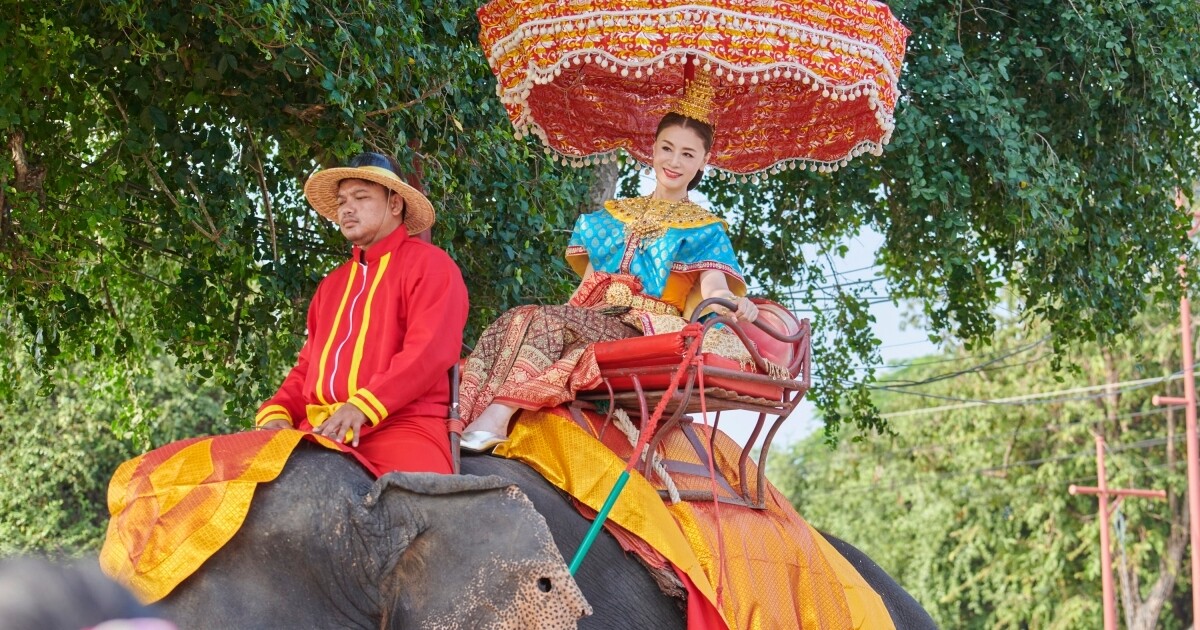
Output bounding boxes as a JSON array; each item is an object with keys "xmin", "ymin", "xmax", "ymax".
[
  {"xmin": 610, "ymin": 407, "xmax": 681, "ymax": 504},
  {"xmin": 568, "ymin": 323, "xmax": 704, "ymax": 576},
  {"xmin": 625, "ymin": 323, "xmax": 706, "ymax": 473},
  {"xmin": 572, "ymin": 323, "xmax": 709, "ymax": 575}
]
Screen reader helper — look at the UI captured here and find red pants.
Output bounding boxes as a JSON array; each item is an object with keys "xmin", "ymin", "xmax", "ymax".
[{"xmin": 299, "ymin": 415, "xmax": 453, "ymax": 476}]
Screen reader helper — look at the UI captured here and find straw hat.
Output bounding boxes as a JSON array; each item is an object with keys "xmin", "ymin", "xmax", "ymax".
[{"xmin": 303, "ymin": 152, "xmax": 435, "ymax": 235}]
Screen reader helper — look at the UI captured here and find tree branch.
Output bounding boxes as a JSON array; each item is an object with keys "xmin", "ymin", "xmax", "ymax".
[
  {"xmin": 246, "ymin": 129, "xmax": 278, "ymax": 261},
  {"xmin": 9, "ymin": 130, "xmax": 46, "ymax": 193},
  {"xmin": 111, "ymin": 91, "xmax": 221, "ymax": 246},
  {"xmin": 184, "ymin": 173, "xmax": 226, "ymax": 246},
  {"xmin": 364, "ymin": 79, "xmax": 452, "ymax": 118}
]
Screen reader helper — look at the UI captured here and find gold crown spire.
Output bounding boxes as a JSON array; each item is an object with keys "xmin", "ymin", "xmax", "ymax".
[{"xmin": 669, "ymin": 68, "xmax": 716, "ymax": 126}]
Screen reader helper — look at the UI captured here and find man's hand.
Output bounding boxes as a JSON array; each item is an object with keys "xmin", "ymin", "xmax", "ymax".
[
  {"xmin": 259, "ymin": 419, "xmax": 292, "ymax": 430},
  {"xmin": 313, "ymin": 405, "xmax": 369, "ymax": 447}
]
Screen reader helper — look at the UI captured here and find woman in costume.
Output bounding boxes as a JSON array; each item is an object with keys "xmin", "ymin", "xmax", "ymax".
[{"xmin": 459, "ymin": 87, "xmax": 759, "ymax": 452}]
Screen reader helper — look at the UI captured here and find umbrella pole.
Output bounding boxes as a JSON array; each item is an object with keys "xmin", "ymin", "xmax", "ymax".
[{"xmin": 569, "ymin": 470, "xmax": 631, "ymax": 575}]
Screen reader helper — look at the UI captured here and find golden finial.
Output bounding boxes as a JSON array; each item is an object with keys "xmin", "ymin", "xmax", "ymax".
[{"xmin": 669, "ymin": 68, "xmax": 716, "ymax": 126}]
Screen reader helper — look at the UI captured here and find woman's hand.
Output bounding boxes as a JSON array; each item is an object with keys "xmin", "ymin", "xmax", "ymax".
[
  {"xmin": 715, "ymin": 295, "xmax": 758, "ymax": 323},
  {"xmin": 732, "ymin": 296, "xmax": 759, "ymax": 323},
  {"xmin": 698, "ymin": 270, "xmax": 757, "ymax": 323},
  {"xmin": 258, "ymin": 419, "xmax": 292, "ymax": 430}
]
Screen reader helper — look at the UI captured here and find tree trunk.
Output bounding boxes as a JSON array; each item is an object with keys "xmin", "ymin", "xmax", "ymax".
[
  {"xmin": 1118, "ymin": 537, "xmax": 1138, "ymax": 630},
  {"xmin": 1120, "ymin": 364, "xmax": 1190, "ymax": 630},
  {"xmin": 3, "ymin": 129, "xmax": 49, "ymax": 248},
  {"xmin": 1129, "ymin": 509, "xmax": 1189, "ymax": 630},
  {"xmin": 587, "ymin": 161, "xmax": 620, "ymax": 212}
]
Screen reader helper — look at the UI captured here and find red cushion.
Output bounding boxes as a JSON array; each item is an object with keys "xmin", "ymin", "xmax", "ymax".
[
  {"xmin": 588, "ymin": 332, "xmax": 785, "ymax": 400},
  {"xmin": 742, "ymin": 299, "xmax": 804, "ymax": 378},
  {"xmin": 592, "ymin": 330, "xmax": 686, "ymax": 367}
]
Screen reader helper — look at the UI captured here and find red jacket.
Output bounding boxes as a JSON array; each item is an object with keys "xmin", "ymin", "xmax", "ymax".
[{"xmin": 256, "ymin": 227, "xmax": 468, "ymax": 433}]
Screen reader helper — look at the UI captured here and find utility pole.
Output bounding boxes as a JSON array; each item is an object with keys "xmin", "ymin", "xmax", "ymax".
[
  {"xmin": 1069, "ymin": 432, "xmax": 1166, "ymax": 630},
  {"xmin": 1152, "ymin": 189, "xmax": 1200, "ymax": 630}
]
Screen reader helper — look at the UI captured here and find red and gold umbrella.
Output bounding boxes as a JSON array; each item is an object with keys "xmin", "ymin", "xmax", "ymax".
[{"xmin": 478, "ymin": 0, "xmax": 910, "ymax": 176}]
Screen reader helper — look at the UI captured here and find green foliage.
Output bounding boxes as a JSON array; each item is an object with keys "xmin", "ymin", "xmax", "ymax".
[
  {"xmin": 772, "ymin": 302, "xmax": 1192, "ymax": 628},
  {"xmin": 0, "ymin": 1, "xmax": 1197, "ymax": 442},
  {"xmin": 0, "ymin": 0, "xmax": 592, "ymax": 433},
  {"xmin": 0, "ymin": 353, "xmax": 230, "ymax": 554},
  {"xmin": 706, "ymin": 0, "xmax": 1200, "ymax": 436}
]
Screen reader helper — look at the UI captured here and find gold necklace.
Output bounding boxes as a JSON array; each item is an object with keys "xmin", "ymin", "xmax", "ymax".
[{"xmin": 611, "ymin": 197, "xmax": 717, "ymax": 251}]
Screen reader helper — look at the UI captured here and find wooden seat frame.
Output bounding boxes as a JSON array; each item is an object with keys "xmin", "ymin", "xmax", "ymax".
[{"xmin": 570, "ymin": 297, "xmax": 811, "ymax": 510}]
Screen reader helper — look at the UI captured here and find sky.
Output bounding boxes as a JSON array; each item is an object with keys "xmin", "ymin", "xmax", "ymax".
[{"xmin": 711, "ymin": 226, "xmax": 939, "ymax": 449}]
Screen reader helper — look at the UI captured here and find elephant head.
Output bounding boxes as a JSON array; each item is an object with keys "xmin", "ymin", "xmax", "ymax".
[
  {"xmin": 159, "ymin": 445, "xmax": 590, "ymax": 629},
  {"xmin": 359, "ymin": 472, "xmax": 592, "ymax": 629}
]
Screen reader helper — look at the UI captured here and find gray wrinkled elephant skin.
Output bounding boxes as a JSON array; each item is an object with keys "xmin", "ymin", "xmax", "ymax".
[
  {"xmin": 378, "ymin": 483, "xmax": 590, "ymax": 629},
  {"xmin": 160, "ymin": 444, "xmax": 589, "ymax": 629}
]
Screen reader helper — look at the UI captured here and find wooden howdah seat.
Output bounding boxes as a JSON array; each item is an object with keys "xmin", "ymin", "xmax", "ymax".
[
  {"xmin": 569, "ymin": 297, "xmax": 812, "ymax": 510},
  {"xmin": 448, "ymin": 297, "xmax": 811, "ymax": 508}
]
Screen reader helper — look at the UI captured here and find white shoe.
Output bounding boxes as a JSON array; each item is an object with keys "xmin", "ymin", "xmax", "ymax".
[{"xmin": 459, "ymin": 430, "xmax": 508, "ymax": 453}]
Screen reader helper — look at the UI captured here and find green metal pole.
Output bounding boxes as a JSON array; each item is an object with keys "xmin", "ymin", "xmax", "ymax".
[
  {"xmin": 569, "ymin": 470, "xmax": 630, "ymax": 575},
  {"xmin": 569, "ymin": 331, "xmax": 704, "ymax": 575}
]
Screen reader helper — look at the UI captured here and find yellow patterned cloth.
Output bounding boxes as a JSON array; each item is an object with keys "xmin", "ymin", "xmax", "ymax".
[
  {"xmin": 495, "ymin": 410, "xmax": 895, "ymax": 629},
  {"xmin": 495, "ymin": 412, "xmax": 725, "ymax": 625},
  {"xmin": 99, "ymin": 429, "xmax": 348, "ymax": 603}
]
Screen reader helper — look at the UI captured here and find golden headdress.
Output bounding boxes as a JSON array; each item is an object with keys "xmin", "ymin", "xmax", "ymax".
[{"xmin": 668, "ymin": 68, "xmax": 716, "ymax": 126}]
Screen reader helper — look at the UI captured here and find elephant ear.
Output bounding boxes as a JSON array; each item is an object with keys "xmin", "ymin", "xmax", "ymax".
[
  {"xmin": 362, "ymin": 472, "xmax": 514, "ymax": 507},
  {"xmin": 356, "ymin": 472, "xmax": 518, "ymax": 557},
  {"xmin": 351, "ymin": 472, "xmax": 520, "ymax": 588}
]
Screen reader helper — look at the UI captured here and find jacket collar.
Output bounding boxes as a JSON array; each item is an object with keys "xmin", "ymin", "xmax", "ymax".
[{"xmin": 351, "ymin": 226, "xmax": 409, "ymax": 264}]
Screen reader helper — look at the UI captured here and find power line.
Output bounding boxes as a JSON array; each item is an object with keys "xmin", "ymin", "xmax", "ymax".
[
  {"xmin": 813, "ymin": 354, "xmax": 1052, "ymax": 395},
  {"xmin": 879, "ymin": 337, "xmax": 938, "ymax": 351},
  {"xmin": 789, "ymin": 465, "xmax": 1186, "ymax": 506},
  {"xmin": 745, "ymin": 265, "xmax": 884, "ymax": 296},
  {"xmin": 872, "ymin": 337, "xmax": 1050, "ymax": 387},
  {"xmin": 809, "ymin": 339, "xmax": 1052, "ymax": 392},
  {"xmin": 790, "ymin": 434, "xmax": 1186, "ymax": 499},
  {"xmin": 875, "ymin": 372, "xmax": 1193, "ymax": 419},
  {"xmin": 809, "ymin": 354, "xmax": 1044, "ymax": 387},
  {"xmin": 823, "ymin": 339, "xmax": 1036, "ymax": 373},
  {"xmin": 792, "ymin": 405, "xmax": 1188, "ymax": 466}
]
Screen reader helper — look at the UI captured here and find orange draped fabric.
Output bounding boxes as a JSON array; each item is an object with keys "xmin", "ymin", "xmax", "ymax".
[
  {"xmin": 99, "ymin": 430, "xmax": 368, "ymax": 603},
  {"xmin": 494, "ymin": 408, "xmax": 895, "ymax": 630}
]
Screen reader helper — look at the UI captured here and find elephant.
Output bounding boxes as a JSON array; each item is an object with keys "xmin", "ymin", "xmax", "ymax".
[
  {"xmin": 159, "ymin": 442, "xmax": 936, "ymax": 629},
  {"xmin": 463, "ymin": 453, "xmax": 938, "ymax": 630}
]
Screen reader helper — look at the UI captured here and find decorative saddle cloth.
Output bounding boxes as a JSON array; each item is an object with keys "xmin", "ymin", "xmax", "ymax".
[
  {"xmin": 101, "ymin": 419, "xmax": 894, "ymax": 629},
  {"xmin": 494, "ymin": 408, "xmax": 896, "ymax": 630},
  {"xmin": 99, "ymin": 430, "xmax": 364, "ymax": 603}
]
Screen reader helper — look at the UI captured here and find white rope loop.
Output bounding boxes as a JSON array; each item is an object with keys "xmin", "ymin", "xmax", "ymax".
[{"xmin": 611, "ymin": 407, "xmax": 681, "ymax": 504}]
